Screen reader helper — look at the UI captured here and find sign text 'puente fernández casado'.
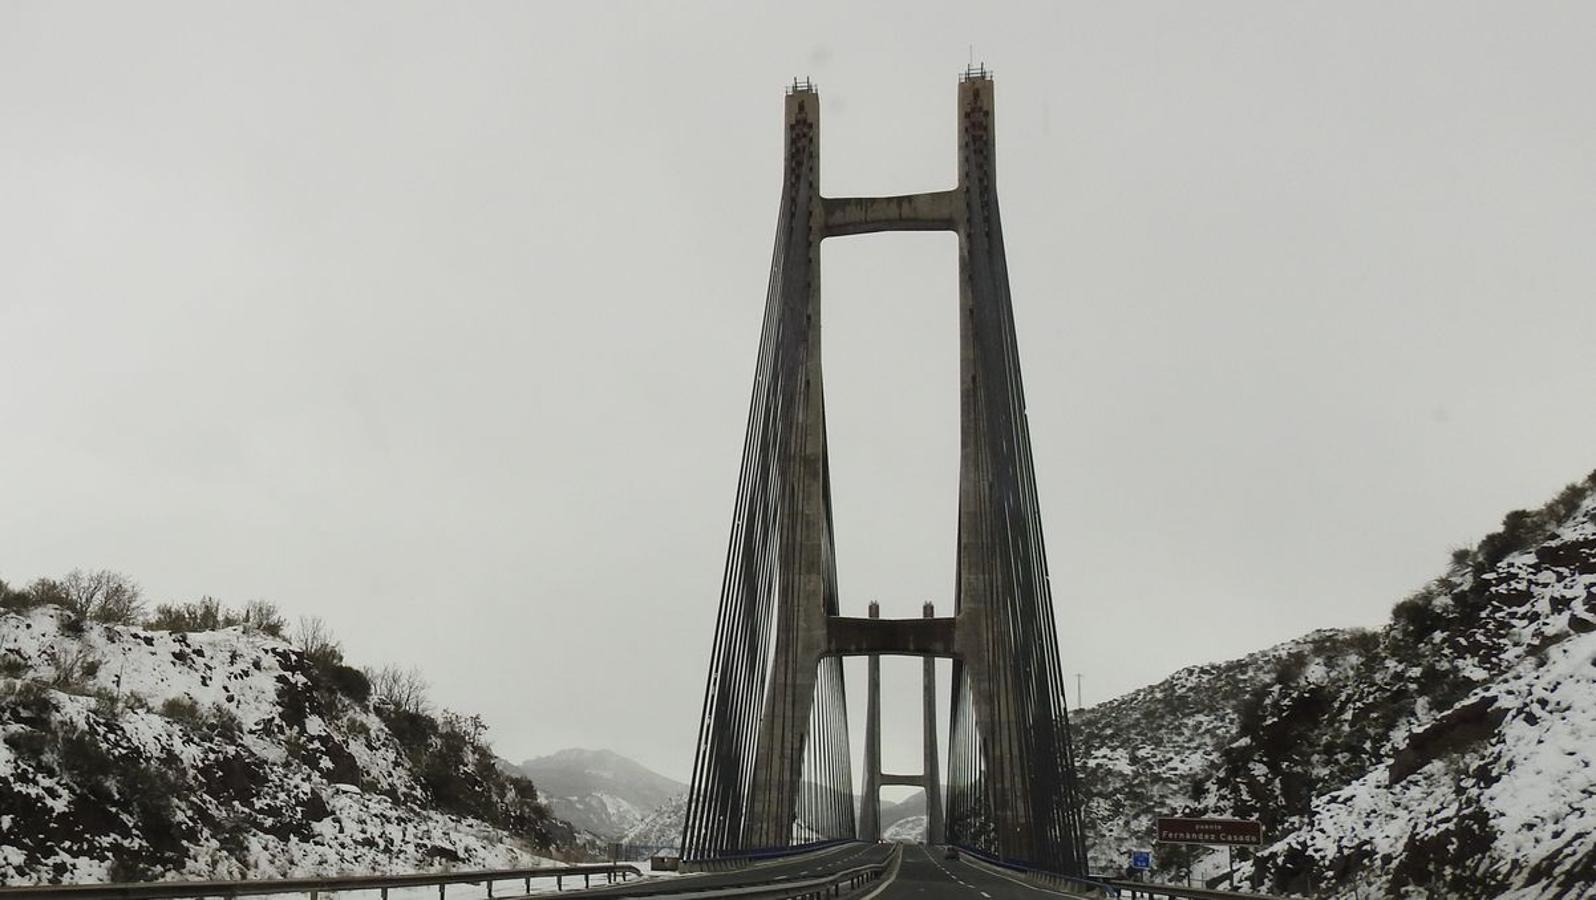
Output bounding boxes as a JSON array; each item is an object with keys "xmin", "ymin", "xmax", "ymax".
[{"xmin": 681, "ymin": 71, "xmax": 1089, "ymax": 876}]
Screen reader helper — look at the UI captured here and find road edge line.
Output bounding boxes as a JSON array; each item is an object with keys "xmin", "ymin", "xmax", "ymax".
[{"xmin": 956, "ymin": 853, "xmax": 1095, "ymax": 899}]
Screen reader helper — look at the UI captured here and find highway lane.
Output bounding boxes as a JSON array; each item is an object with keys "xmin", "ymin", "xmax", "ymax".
[
  {"xmin": 537, "ymin": 842, "xmax": 1085, "ymax": 900},
  {"xmin": 545, "ymin": 842, "xmax": 894, "ymax": 899},
  {"xmin": 872, "ymin": 844, "xmax": 1091, "ymax": 900}
]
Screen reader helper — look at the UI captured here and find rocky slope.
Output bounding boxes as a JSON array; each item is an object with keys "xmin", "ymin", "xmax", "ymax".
[
  {"xmin": 517, "ymin": 748, "xmax": 685, "ymax": 840},
  {"xmin": 0, "ymin": 601, "xmax": 583, "ymax": 884},
  {"xmin": 1071, "ymin": 628, "xmax": 1366, "ymax": 875},
  {"xmin": 1073, "ymin": 469, "xmax": 1596, "ymax": 897},
  {"xmin": 1199, "ymin": 471, "xmax": 1596, "ymax": 898},
  {"xmin": 620, "ymin": 793, "xmax": 687, "ymax": 852}
]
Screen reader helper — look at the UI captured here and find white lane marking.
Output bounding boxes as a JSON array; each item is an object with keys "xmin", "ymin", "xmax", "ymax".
[{"xmin": 922, "ymin": 848, "xmax": 987, "ymax": 895}]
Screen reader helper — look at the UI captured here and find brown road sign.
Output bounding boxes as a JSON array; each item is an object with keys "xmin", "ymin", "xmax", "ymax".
[{"xmin": 1156, "ymin": 816, "xmax": 1264, "ymax": 847}]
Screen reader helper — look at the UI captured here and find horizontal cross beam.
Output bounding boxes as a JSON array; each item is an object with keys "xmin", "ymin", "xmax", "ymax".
[
  {"xmin": 825, "ymin": 615, "xmax": 957, "ymax": 658},
  {"xmin": 880, "ymin": 773, "xmax": 926, "ymax": 788},
  {"xmin": 821, "ymin": 191, "xmax": 959, "ymax": 237}
]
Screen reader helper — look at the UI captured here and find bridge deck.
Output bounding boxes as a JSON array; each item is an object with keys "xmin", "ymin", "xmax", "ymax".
[
  {"xmin": 876, "ymin": 845, "xmax": 1092, "ymax": 900},
  {"xmin": 564, "ymin": 844, "xmax": 889, "ymax": 899},
  {"xmin": 575, "ymin": 844, "xmax": 1090, "ymax": 900}
]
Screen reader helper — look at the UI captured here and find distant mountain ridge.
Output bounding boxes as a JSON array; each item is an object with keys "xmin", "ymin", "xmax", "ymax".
[{"xmin": 517, "ymin": 748, "xmax": 685, "ymax": 840}]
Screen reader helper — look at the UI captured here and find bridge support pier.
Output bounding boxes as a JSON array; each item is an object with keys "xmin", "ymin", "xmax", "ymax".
[
  {"xmin": 922, "ymin": 602, "xmax": 944, "ymax": 845},
  {"xmin": 858, "ymin": 601, "xmax": 944, "ymax": 845},
  {"xmin": 860, "ymin": 602, "xmax": 882, "ymax": 842}
]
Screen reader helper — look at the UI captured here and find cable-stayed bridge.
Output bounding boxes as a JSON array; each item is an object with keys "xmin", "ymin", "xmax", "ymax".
[
  {"xmin": 680, "ymin": 70, "xmax": 1089, "ymax": 878},
  {"xmin": 12, "ymin": 73, "xmax": 1290, "ymax": 900}
]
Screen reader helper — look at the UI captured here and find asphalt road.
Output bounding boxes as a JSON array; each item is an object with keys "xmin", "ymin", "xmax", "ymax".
[
  {"xmin": 553, "ymin": 842, "xmax": 1087, "ymax": 900},
  {"xmin": 555, "ymin": 842, "xmax": 895, "ymax": 899},
  {"xmin": 873, "ymin": 844, "xmax": 1091, "ymax": 900}
]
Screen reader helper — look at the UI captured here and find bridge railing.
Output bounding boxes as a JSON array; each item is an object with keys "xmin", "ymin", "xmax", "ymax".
[
  {"xmin": 0, "ymin": 863, "xmax": 643, "ymax": 900},
  {"xmin": 1105, "ymin": 881, "xmax": 1294, "ymax": 900}
]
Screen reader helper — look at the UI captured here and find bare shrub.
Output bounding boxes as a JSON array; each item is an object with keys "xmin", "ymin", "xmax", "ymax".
[
  {"xmin": 0, "ymin": 579, "xmax": 41, "ymax": 613},
  {"xmin": 146, "ymin": 596, "xmax": 288, "ymax": 639},
  {"xmin": 367, "ymin": 664, "xmax": 431, "ymax": 715},
  {"xmin": 206, "ymin": 702, "xmax": 244, "ymax": 738},
  {"xmin": 47, "ymin": 644, "xmax": 102, "ymax": 691},
  {"xmin": 0, "ymin": 650, "xmax": 29, "ymax": 678},
  {"xmin": 241, "ymin": 599, "xmax": 286, "ymax": 637},
  {"xmin": 160, "ymin": 695, "xmax": 204, "ymax": 727},
  {"xmin": 294, "ymin": 616, "xmax": 344, "ymax": 668},
  {"xmin": 27, "ymin": 578, "xmax": 69, "ymax": 608},
  {"xmin": 60, "ymin": 570, "xmax": 144, "ymax": 624},
  {"xmin": 440, "ymin": 709, "xmax": 487, "ymax": 744},
  {"xmin": 147, "ymin": 597, "xmax": 227, "ymax": 632}
]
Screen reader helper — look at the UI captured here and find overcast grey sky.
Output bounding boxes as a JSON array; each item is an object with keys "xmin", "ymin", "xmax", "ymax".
[{"xmin": 4, "ymin": 2, "xmax": 1595, "ymax": 784}]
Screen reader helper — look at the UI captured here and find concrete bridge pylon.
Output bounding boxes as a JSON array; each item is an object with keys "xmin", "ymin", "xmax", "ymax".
[{"xmin": 681, "ymin": 72, "xmax": 1088, "ymax": 876}]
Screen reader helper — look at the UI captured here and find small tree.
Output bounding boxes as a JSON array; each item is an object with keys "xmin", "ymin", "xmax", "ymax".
[
  {"xmin": 27, "ymin": 578, "xmax": 70, "ymax": 609},
  {"xmin": 60, "ymin": 569, "xmax": 144, "ymax": 624}
]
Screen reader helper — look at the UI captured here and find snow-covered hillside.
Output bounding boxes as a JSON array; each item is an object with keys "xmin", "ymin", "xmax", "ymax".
[
  {"xmin": 882, "ymin": 815, "xmax": 926, "ymax": 843},
  {"xmin": 0, "ymin": 604, "xmax": 581, "ymax": 884},
  {"xmin": 1196, "ymin": 472, "xmax": 1596, "ymax": 897},
  {"xmin": 1071, "ymin": 628, "xmax": 1364, "ymax": 874},
  {"xmin": 879, "ymin": 791, "xmax": 926, "ymax": 833},
  {"xmin": 1076, "ymin": 469, "xmax": 1596, "ymax": 897}
]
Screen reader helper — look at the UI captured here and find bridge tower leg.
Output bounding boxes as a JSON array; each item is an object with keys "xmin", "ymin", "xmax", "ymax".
[
  {"xmin": 946, "ymin": 72, "xmax": 1087, "ymax": 870},
  {"xmin": 742, "ymin": 85, "xmax": 836, "ymax": 851},
  {"xmin": 954, "ymin": 71, "xmax": 1031, "ymax": 858},
  {"xmin": 860, "ymin": 602, "xmax": 882, "ymax": 842},
  {"xmin": 923, "ymin": 602, "xmax": 944, "ymax": 845}
]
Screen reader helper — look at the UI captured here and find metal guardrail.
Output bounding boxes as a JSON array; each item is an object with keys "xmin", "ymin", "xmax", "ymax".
[
  {"xmin": 680, "ymin": 840, "xmax": 855, "ymax": 873},
  {"xmin": 670, "ymin": 858, "xmax": 891, "ymax": 900},
  {"xmin": 527, "ymin": 845, "xmax": 893, "ymax": 900},
  {"xmin": 950, "ymin": 844, "xmax": 1119, "ymax": 897},
  {"xmin": 0, "ymin": 863, "xmax": 643, "ymax": 900},
  {"xmin": 1105, "ymin": 880, "xmax": 1293, "ymax": 900},
  {"xmin": 536, "ymin": 842, "xmax": 887, "ymax": 900}
]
